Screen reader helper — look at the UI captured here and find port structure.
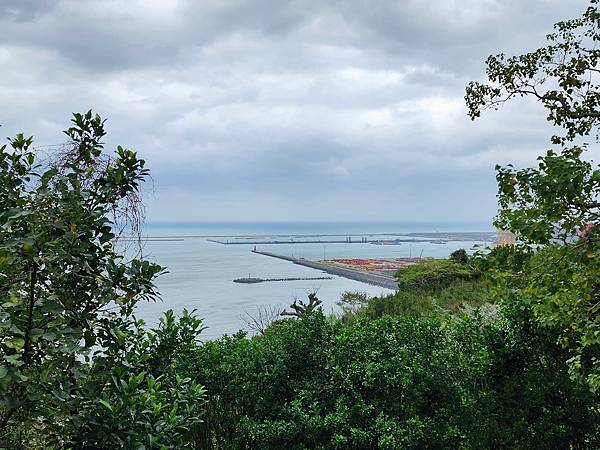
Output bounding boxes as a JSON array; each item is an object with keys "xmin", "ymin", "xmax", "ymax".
[
  {"xmin": 250, "ymin": 250, "xmax": 421, "ymax": 290},
  {"xmin": 233, "ymin": 276, "xmax": 333, "ymax": 284}
]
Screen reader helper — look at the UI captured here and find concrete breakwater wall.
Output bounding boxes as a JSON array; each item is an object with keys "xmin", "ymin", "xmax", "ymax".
[
  {"xmin": 234, "ymin": 276, "xmax": 333, "ymax": 284},
  {"xmin": 210, "ymin": 238, "xmax": 431, "ymax": 245},
  {"xmin": 252, "ymin": 250, "xmax": 399, "ymax": 291}
]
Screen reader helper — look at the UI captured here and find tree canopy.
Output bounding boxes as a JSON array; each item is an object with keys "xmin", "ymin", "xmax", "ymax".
[
  {"xmin": 0, "ymin": 112, "xmax": 205, "ymax": 447},
  {"xmin": 466, "ymin": 0, "xmax": 600, "ymax": 145},
  {"xmin": 466, "ymin": 1, "xmax": 600, "ymax": 391}
]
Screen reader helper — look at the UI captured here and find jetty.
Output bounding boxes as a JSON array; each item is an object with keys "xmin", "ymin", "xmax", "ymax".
[
  {"xmin": 207, "ymin": 231, "xmax": 497, "ymax": 246},
  {"xmin": 233, "ymin": 276, "xmax": 333, "ymax": 284},
  {"xmin": 252, "ymin": 250, "xmax": 399, "ymax": 290},
  {"xmin": 208, "ymin": 237, "xmax": 405, "ymax": 245}
]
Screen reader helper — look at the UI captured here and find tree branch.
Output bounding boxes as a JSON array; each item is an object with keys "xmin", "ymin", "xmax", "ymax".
[{"xmin": 23, "ymin": 262, "xmax": 37, "ymax": 364}]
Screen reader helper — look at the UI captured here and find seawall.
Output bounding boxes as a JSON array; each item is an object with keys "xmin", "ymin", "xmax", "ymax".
[{"xmin": 252, "ymin": 250, "xmax": 399, "ymax": 290}]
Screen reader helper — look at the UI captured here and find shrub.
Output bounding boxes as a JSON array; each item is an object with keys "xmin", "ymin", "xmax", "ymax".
[
  {"xmin": 183, "ymin": 310, "xmax": 598, "ymax": 449},
  {"xmin": 396, "ymin": 259, "xmax": 477, "ymax": 292},
  {"xmin": 449, "ymin": 248, "xmax": 469, "ymax": 265},
  {"xmin": 362, "ymin": 278, "xmax": 493, "ymax": 319}
]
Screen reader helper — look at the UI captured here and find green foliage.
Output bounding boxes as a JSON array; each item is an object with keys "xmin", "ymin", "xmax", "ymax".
[
  {"xmin": 465, "ymin": 0, "xmax": 600, "ymax": 145},
  {"xmin": 466, "ymin": 0, "xmax": 600, "ymax": 391},
  {"xmin": 339, "ymin": 256, "xmax": 489, "ymax": 322},
  {"xmin": 486, "ymin": 286, "xmax": 599, "ymax": 448},
  {"xmin": 396, "ymin": 259, "xmax": 477, "ymax": 292},
  {"xmin": 512, "ymin": 242, "xmax": 600, "ymax": 391},
  {"xmin": 362, "ymin": 279, "xmax": 493, "ymax": 320},
  {"xmin": 466, "ymin": 0, "xmax": 600, "ymax": 246},
  {"xmin": 0, "ymin": 112, "xmax": 205, "ymax": 446},
  {"xmin": 67, "ymin": 310, "xmax": 206, "ymax": 449},
  {"xmin": 449, "ymin": 248, "xmax": 469, "ymax": 265},
  {"xmin": 471, "ymin": 244, "xmax": 533, "ymax": 274},
  {"xmin": 184, "ymin": 311, "xmax": 598, "ymax": 449},
  {"xmin": 495, "ymin": 146, "xmax": 599, "ymax": 245},
  {"xmin": 337, "ymin": 291, "xmax": 369, "ymax": 317}
]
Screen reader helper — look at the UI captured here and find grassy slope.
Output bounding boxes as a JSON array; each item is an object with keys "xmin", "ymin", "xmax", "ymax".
[{"xmin": 341, "ymin": 258, "xmax": 494, "ymax": 321}]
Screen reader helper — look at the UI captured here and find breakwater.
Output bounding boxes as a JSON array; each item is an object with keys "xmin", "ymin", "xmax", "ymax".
[
  {"xmin": 233, "ymin": 276, "xmax": 333, "ymax": 284},
  {"xmin": 207, "ymin": 231, "xmax": 497, "ymax": 246},
  {"xmin": 252, "ymin": 250, "xmax": 399, "ymax": 290},
  {"xmin": 210, "ymin": 238, "xmax": 430, "ymax": 245}
]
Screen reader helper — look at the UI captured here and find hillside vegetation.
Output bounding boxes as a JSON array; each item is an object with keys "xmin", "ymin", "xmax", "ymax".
[
  {"xmin": 2, "ymin": 1, "xmax": 600, "ymax": 448},
  {"xmin": 180, "ymin": 248, "xmax": 596, "ymax": 448}
]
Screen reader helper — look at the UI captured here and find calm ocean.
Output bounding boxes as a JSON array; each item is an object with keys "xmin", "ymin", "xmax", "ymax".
[{"xmin": 134, "ymin": 222, "xmax": 494, "ymax": 339}]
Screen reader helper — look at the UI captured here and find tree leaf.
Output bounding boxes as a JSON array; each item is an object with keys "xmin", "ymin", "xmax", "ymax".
[{"xmin": 4, "ymin": 338, "xmax": 25, "ymax": 350}]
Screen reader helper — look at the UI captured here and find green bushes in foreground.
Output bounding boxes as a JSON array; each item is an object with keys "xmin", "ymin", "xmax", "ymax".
[
  {"xmin": 182, "ymin": 309, "xmax": 598, "ymax": 449},
  {"xmin": 179, "ymin": 245, "xmax": 597, "ymax": 449}
]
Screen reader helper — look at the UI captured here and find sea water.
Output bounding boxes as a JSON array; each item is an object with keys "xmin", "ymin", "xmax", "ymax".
[{"xmin": 134, "ymin": 222, "xmax": 494, "ymax": 339}]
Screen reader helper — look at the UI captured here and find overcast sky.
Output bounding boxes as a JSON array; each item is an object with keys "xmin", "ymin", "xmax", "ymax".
[{"xmin": 0, "ymin": 0, "xmax": 593, "ymax": 223}]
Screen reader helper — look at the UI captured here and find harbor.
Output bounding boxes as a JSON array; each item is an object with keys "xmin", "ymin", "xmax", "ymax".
[
  {"xmin": 251, "ymin": 249, "xmax": 408, "ymax": 290},
  {"xmin": 208, "ymin": 231, "xmax": 497, "ymax": 246},
  {"xmin": 208, "ymin": 237, "xmax": 423, "ymax": 245},
  {"xmin": 140, "ymin": 225, "xmax": 493, "ymax": 337}
]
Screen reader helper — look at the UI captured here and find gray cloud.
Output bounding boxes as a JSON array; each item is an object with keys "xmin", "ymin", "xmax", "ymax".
[{"xmin": 0, "ymin": 0, "xmax": 594, "ymax": 223}]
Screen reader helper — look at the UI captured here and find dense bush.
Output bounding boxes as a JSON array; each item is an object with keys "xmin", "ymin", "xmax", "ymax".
[
  {"xmin": 360, "ymin": 278, "xmax": 493, "ymax": 320},
  {"xmin": 395, "ymin": 259, "xmax": 478, "ymax": 292},
  {"xmin": 183, "ymin": 309, "xmax": 598, "ymax": 449},
  {"xmin": 449, "ymin": 248, "xmax": 469, "ymax": 265},
  {"xmin": 65, "ymin": 309, "xmax": 207, "ymax": 449}
]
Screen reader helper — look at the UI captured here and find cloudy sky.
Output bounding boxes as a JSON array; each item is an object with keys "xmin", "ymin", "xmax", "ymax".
[{"xmin": 0, "ymin": 0, "xmax": 591, "ymax": 223}]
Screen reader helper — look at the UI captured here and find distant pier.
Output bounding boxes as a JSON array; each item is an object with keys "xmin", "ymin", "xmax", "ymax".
[
  {"xmin": 210, "ymin": 238, "xmax": 425, "ymax": 245},
  {"xmin": 252, "ymin": 250, "xmax": 399, "ymax": 290},
  {"xmin": 208, "ymin": 231, "xmax": 497, "ymax": 246},
  {"xmin": 233, "ymin": 276, "xmax": 333, "ymax": 284}
]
